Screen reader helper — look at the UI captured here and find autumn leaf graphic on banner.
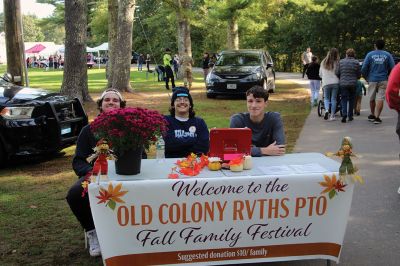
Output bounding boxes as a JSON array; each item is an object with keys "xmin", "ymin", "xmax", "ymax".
[
  {"xmin": 96, "ymin": 182, "xmax": 128, "ymax": 210},
  {"xmin": 319, "ymin": 174, "xmax": 347, "ymax": 199}
]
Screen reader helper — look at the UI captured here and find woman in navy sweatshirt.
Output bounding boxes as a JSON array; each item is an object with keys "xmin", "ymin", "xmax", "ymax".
[{"xmin": 164, "ymin": 87, "xmax": 209, "ymax": 158}]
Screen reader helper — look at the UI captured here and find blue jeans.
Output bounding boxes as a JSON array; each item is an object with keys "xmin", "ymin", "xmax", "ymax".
[
  {"xmin": 323, "ymin": 84, "xmax": 339, "ymax": 114},
  {"xmin": 309, "ymin": 80, "xmax": 320, "ymax": 104},
  {"xmin": 340, "ymin": 85, "xmax": 356, "ymax": 118}
]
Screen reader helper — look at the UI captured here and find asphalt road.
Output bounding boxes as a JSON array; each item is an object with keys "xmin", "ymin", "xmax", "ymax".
[{"xmin": 264, "ymin": 72, "xmax": 400, "ymax": 266}]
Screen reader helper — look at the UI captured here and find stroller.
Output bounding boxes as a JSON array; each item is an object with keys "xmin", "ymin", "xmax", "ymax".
[{"xmin": 317, "ymin": 89, "xmax": 342, "ymax": 117}]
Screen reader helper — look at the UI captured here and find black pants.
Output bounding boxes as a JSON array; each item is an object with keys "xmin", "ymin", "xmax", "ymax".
[
  {"xmin": 396, "ymin": 111, "xmax": 400, "ymax": 142},
  {"xmin": 165, "ymin": 66, "xmax": 175, "ymax": 90},
  {"xmin": 302, "ymin": 63, "xmax": 309, "ymax": 78},
  {"xmin": 340, "ymin": 85, "xmax": 356, "ymax": 118},
  {"xmin": 66, "ymin": 176, "xmax": 95, "ymax": 231}
]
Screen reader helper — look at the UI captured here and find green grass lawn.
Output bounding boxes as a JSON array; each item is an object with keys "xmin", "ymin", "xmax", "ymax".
[{"xmin": 0, "ymin": 64, "xmax": 310, "ymax": 265}]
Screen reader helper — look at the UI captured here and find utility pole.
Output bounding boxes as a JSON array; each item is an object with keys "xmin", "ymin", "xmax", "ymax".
[{"xmin": 3, "ymin": 0, "xmax": 24, "ymax": 85}]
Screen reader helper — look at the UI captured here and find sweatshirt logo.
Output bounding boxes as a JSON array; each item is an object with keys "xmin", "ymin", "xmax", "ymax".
[
  {"xmin": 371, "ymin": 54, "xmax": 387, "ymax": 64},
  {"xmin": 175, "ymin": 127, "xmax": 197, "ymax": 138}
]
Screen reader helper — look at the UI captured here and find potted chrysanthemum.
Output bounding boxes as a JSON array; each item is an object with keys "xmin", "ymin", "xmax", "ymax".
[{"xmin": 90, "ymin": 107, "xmax": 168, "ymax": 175}]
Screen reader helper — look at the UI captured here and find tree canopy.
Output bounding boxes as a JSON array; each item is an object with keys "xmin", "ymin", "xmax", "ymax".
[{"xmin": 2, "ymin": 0, "xmax": 399, "ymax": 71}]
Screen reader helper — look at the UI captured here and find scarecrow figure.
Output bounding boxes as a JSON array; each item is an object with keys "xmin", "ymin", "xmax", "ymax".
[
  {"xmin": 327, "ymin": 136, "xmax": 363, "ymax": 184},
  {"xmin": 87, "ymin": 138, "xmax": 117, "ymax": 182}
]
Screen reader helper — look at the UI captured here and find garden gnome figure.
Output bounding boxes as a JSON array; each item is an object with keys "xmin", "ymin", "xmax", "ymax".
[{"xmin": 87, "ymin": 138, "xmax": 117, "ymax": 182}]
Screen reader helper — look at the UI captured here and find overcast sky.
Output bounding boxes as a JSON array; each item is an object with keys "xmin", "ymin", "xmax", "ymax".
[{"xmin": 0, "ymin": 0, "xmax": 55, "ymax": 18}]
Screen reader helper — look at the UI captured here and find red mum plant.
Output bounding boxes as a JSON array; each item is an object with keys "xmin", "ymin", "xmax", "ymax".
[{"xmin": 90, "ymin": 107, "xmax": 168, "ymax": 155}]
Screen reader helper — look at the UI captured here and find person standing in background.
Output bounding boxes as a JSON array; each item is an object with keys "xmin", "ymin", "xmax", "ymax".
[
  {"xmin": 336, "ymin": 48, "xmax": 361, "ymax": 123},
  {"xmin": 354, "ymin": 79, "xmax": 367, "ymax": 116},
  {"xmin": 145, "ymin": 54, "xmax": 151, "ymax": 72},
  {"xmin": 302, "ymin": 47, "xmax": 313, "ymax": 78},
  {"xmin": 163, "ymin": 48, "xmax": 175, "ymax": 90},
  {"xmin": 385, "ymin": 62, "xmax": 400, "ymax": 192},
  {"xmin": 173, "ymin": 54, "xmax": 180, "ymax": 79},
  {"xmin": 202, "ymin": 52, "xmax": 210, "ymax": 81},
  {"xmin": 362, "ymin": 40, "xmax": 395, "ymax": 124},
  {"xmin": 306, "ymin": 56, "xmax": 321, "ymax": 107},
  {"xmin": 137, "ymin": 54, "xmax": 144, "ymax": 71},
  {"xmin": 319, "ymin": 48, "xmax": 340, "ymax": 120}
]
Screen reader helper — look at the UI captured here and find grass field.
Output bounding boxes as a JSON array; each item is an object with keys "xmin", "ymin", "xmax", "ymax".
[{"xmin": 0, "ymin": 65, "xmax": 310, "ymax": 265}]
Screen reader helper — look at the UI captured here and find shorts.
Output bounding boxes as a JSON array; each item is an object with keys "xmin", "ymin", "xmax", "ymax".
[{"xmin": 368, "ymin": 81, "xmax": 387, "ymax": 101}]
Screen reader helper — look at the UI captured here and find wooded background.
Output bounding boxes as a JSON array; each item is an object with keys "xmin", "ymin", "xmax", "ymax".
[{"xmin": 2, "ymin": 0, "xmax": 399, "ymax": 100}]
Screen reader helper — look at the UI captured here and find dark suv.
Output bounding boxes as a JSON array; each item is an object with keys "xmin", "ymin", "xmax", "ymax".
[
  {"xmin": 0, "ymin": 75, "xmax": 88, "ymax": 166},
  {"xmin": 206, "ymin": 49, "xmax": 276, "ymax": 98}
]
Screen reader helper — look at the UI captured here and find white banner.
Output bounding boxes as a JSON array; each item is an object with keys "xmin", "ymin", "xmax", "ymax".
[{"xmin": 89, "ymin": 172, "xmax": 354, "ymax": 265}]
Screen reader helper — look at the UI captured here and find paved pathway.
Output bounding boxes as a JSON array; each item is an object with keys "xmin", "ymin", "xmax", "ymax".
[{"xmin": 267, "ymin": 73, "xmax": 400, "ymax": 266}]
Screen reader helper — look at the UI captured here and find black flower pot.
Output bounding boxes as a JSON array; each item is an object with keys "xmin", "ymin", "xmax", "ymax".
[{"xmin": 115, "ymin": 148, "xmax": 142, "ymax": 175}]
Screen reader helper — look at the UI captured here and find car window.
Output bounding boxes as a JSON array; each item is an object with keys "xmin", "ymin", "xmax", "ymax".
[{"xmin": 216, "ymin": 53, "xmax": 261, "ymax": 66}]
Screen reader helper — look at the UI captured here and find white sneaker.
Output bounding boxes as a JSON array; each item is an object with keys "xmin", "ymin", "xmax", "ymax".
[
  {"xmin": 329, "ymin": 115, "xmax": 336, "ymax": 121},
  {"xmin": 398, "ymin": 186, "xmax": 400, "ymax": 194},
  {"xmin": 86, "ymin": 229, "xmax": 101, "ymax": 257}
]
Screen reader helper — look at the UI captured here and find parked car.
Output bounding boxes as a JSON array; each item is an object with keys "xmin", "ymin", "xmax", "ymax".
[
  {"xmin": 205, "ymin": 49, "xmax": 276, "ymax": 98},
  {"xmin": 0, "ymin": 74, "xmax": 88, "ymax": 167}
]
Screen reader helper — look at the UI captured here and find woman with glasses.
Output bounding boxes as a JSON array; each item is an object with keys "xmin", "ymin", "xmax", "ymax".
[{"xmin": 163, "ymin": 87, "xmax": 209, "ymax": 158}]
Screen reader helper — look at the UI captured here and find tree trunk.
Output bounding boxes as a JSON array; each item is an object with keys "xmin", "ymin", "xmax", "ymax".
[
  {"xmin": 227, "ymin": 16, "xmax": 239, "ymax": 50},
  {"xmin": 107, "ymin": 0, "xmax": 118, "ymax": 88},
  {"xmin": 112, "ymin": 0, "xmax": 136, "ymax": 92},
  {"xmin": 176, "ymin": 0, "xmax": 192, "ymax": 79},
  {"xmin": 3, "ymin": 0, "xmax": 24, "ymax": 85},
  {"xmin": 61, "ymin": 0, "xmax": 91, "ymax": 102}
]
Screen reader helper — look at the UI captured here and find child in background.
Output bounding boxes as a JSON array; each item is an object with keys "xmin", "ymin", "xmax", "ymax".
[
  {"xmin": 354, "ymin": 79, "xmax": 367, "ymax": 116},
  {"xmin": 306, "ymin": 56, "xmax": 322, "ymax": 107}
]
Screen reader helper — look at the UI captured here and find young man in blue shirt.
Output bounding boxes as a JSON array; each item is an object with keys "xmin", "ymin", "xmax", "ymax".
[
  {"xmin": 230, "ymin": 86, "xmax": 286, "ymax": 156},
  {"xmin": 361, "ymin": 40, "xmax": 395, "ymax": 124}
]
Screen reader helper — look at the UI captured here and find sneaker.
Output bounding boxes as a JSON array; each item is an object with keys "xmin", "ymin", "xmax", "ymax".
[
  {"xmin": 373, "ymin": 117, "xmax": 382, "ymax": 124},
  {"xmin": 324, "ymin": 112, "xmax": 329, "ymax": 120},
  {"xmin": 329, "ymin": 115, "xmax": 336, "ymax": 121},
  {"xmin": 86, "ymin": 229, "xmax": 101, "ymax": 257},
  {"xmin": 398, "ymin": 186, "xmax": 400, "ymax": 194},
  {"xmin": 348, "ymin": 117, "xmax": 354, "ymax": 121},
  {"xmin": 341, "ymin": 117, "xmax": 347, "ymax": 123},
  {"xmin": 368, "ymin": 114, "xmax": 376, "ymax": 121}
]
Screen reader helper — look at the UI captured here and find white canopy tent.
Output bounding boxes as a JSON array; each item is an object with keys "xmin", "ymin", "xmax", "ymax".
[
  {"xmin": 93, "ymin": 42, "xmax": 108, "ymax": 51},
  {"xmin": 57, "ymin": 45, "xmax": 102, "ymax": 68}
]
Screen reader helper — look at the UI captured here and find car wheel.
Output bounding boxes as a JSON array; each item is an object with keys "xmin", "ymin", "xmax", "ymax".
[
  {"xmin": 317, "ymin": 100, "xmax": 324, "ymax": 117},
  {"xmin": 0, "ymin": 142, "xmax": 7, "ymax": 168},
  {"xmin": 268, "ymin": 78, "xmax": 276, "ymax": 93},
  {"xmin": 263, "ymin": 79, "xmax": 268, "ymax": 91},
  {"xmin": 206, "ymin": 93, "xmax": 216, "ymax": 99}
]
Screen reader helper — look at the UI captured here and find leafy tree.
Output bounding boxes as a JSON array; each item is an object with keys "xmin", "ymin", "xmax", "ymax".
[
  {"xmin": 22, "ymin": 15, "xmax": 45, "ymax": 42},
  {"xmin": 205, "ymin": 0, "xmax": 252, "ymax": 49}
]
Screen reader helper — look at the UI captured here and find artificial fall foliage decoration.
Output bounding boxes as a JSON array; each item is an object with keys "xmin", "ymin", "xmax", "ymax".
[
  {"xmin": 96, "ymin": 182, "xmax": 128, "ymax": 210},
  {"xmin": 319, "ymin": 174, "xmax": 347, "ymax": 199},
  {"xmin": 168, "ymin": 153, "xmax": 209, "ymax": 178}
]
